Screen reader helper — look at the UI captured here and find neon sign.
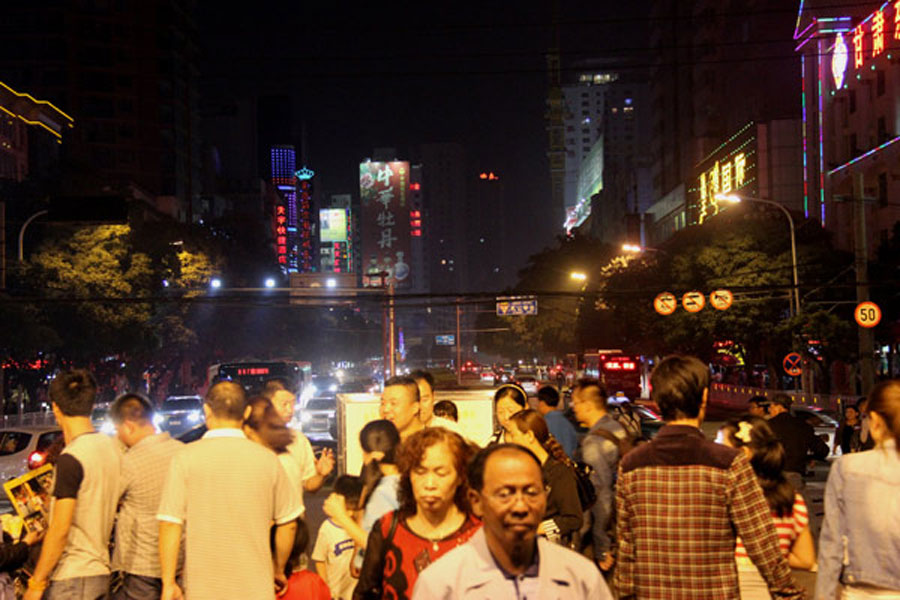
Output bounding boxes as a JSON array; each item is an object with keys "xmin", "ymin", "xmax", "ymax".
[
  {"xmin": 690, "ymin": 122, "xmax": 757, "ymax": 225},
  {"xmin": 832, "ymin": 33, "xmax": 848, "ymax": 88},
  {"xmin": 839, "ymin": 2, "xmax": 900, "ymax": 80}
]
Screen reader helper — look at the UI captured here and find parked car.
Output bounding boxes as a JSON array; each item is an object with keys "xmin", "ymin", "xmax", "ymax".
[
  {"xmin": 156, "ymin": 396, "xmax": 204, "ymax": 437},
  {"xmin": 0, "ymin": 426, "xmax": 64, "ymax": 482},
  {"xmin": 791, "ymin": 405, "xmax": 840, "ymax": 458},
  {"xmin": 516, "ymin": 376, "xmax": 539, "ymax": 396},
  {"xmin": 301, "ymin": 397, "xmax": 337, "ymax": 442}
]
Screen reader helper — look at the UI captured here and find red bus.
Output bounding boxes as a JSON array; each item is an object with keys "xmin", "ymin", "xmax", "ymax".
[{"xmin": 584, "ymin": 351, "xmax": 642, "ymax": 400}]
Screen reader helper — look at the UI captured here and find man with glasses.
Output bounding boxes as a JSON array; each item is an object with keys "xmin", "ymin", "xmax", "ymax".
[{"xmin": 411, "ymin": 444, "xmax": 611, "ymax": 599}]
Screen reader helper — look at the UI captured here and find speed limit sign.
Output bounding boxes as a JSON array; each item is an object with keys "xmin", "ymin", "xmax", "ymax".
[{"xmin": 854, "ymin": 301, "xmax": 882, "ymax": 328}]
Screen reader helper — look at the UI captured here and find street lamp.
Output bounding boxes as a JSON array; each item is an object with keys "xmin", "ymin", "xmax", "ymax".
[
  {"xmin": 715, "ymin": 193, "xmax": 800, "ymax": 318},
  {"xmin": 570, "ymin": 271, "xmax": 587, "ymax": 282}
]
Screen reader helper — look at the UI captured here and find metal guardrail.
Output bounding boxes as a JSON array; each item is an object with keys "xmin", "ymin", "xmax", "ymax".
[
  {"xmin": 710, "ymin": 383, "xmax": 852, "ymax": 412},
  {"xmin": 0, "ymin": 412, "xmax": 57, "ymax": 429}
]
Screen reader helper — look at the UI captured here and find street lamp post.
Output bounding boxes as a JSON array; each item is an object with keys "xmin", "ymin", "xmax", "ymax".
[
  {"xmin": 18, "ymin": 210, "xmax": 49, "ymax": 262},
  {"xmin": 716, "ymin": 194, "xmax": 800, "ymax": 318}
]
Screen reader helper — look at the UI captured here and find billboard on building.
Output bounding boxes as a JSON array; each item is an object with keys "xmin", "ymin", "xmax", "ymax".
[
  {"xmin": 319, "ymin": 208, "xmax": 348, "ymax": 243},
  {"xmin": 360, "ymin": 161, "xmax": 411, "ymax": 288},
  {"xmin": 688, "ymin": 122, "xmax": 758, "ymax": 225}
]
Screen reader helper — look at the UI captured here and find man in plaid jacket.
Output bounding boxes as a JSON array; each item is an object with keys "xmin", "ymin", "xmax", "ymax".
[{"xmin": 614, "ymin": 355, "xmax": 804, "ymax": 600}]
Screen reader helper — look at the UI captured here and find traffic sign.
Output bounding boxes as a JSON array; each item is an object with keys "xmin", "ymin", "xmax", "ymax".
[
  {"xmin": 496, "ymin": 296, "xmax": 538, "ymax": 316},
  {"xmin": 710, "ymin": 289, "xmax": 734, "ymax": 311},
  {"xmin": 435, "ymin": 335, "xmax": 456, "ymax": 346},
  {"xmin": 783, "ymin": 352, "xmax": 803, "ymax": 377},
  {"xmin": 682, "ymin": 291, "xmax": 705, "ymax": 313},
  {"xmin": 654, "ymin": 292, "xmax": 677, "ymax": 315},
  {"xmin": 854, "ymin": 301, "xmax": 882, "ymax": 328}
]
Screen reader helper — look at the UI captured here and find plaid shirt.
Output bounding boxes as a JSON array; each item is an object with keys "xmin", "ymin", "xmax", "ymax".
[
  {"xmin": 113, "ymin": 432, "xmax": 184, "ymax": 577},
  {"xmin": 614, "ymin": 425, "xmax": 804, "ymax": 600}
]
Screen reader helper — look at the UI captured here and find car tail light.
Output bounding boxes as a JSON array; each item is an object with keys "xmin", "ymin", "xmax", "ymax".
[{"xmin": 28, "ymin": 451, "xmax": 46, "ymax": 470}]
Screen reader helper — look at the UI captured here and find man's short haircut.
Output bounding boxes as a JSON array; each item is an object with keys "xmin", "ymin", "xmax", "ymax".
[
  {"xmin": 769, "ymin": 393, "xmax": 793, "ymax": 409},
  {"xmin": 433, "ymin": 400, "xmax": 458, "ymax": 422},
  {"xmin": 383, "ymin": 375, "xmax": 420, "ymax": 403},
  {"xmin": 262, "ymin": 378, "xmax": 292, "ymax": 398},
  {"xmin": 748, "ymin": 395, "xmax": 767, "ymax": 406},
  {"xmin": 537, "ymin": 385, "xmax": 561, "ymax": 408},
  {"xmin": 110, "ymin": 392, "xmax": 155, "ymax": 425},
  {"xmin": 409, "ymin": 370, "xmax": 435, "ymax": 391},
  {"xmin": 573, "ymin": 378, "xmax": 607, "ymax": 409},
  {"xmin": 334, "ymin": 475, "xmax": 364, "ymax": 508},
  {"xmin": 467, "ymin": 443, "xmax": 543, "ymax": 492},
  {"xmin": 650, "ymin": 355, "xmax": 710, "ymax": 421},
  {"xmin": 205, "ymin": 381, "xmax": 248, "ymax": 421},
  {"xmin": 49, "ymin": 369, "xmax": 97, "ymax": 417}
]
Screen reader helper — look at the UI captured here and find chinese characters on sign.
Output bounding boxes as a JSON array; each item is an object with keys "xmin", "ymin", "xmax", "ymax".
[
  {"xmin": 360, "ymin": 161, "xmax": 411, "ymax": 288},
  {"xmin": 844, "ymin": 3, "xmax": 900, "ymax": 77},
  {"xmin": 690, "ymin": 122, "xmax": 757, "ymax": 225}
]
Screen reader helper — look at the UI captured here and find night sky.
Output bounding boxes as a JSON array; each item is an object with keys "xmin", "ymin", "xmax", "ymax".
[{"xmin": 199, "ymin": 1, "xmax": 646, "ymax": 264}]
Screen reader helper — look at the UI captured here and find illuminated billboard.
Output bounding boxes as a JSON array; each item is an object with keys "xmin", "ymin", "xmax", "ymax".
[
  {"xmin": 319, "ymin": 209, "xmax": 348, "ymax": 243},
  {"xmin": 688, "ymin": 122, "xmax": 758, "ymax": 225},
  {"xmin": 360, "ymin": 161, "xmax": 411, "ymax": 288}
]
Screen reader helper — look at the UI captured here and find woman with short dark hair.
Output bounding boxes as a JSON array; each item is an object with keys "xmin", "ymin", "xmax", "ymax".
[{"xmin": 354, "ymin": 428, "xmax": 480, "ymax": 600}]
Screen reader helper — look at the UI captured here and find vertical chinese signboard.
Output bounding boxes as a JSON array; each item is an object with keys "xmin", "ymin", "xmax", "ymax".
[
  {"xmin": 360, "ymin": 161, "xmax": 411, "ymax": 288},
  {"xmin": 688, "ymin": 122, "xmax": 758, "ymax": 225}
]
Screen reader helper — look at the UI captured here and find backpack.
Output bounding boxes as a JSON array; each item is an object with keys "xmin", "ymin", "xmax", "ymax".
[
  {"xmin": 571, "ymin": 460, "xmax": 598, "ymax": 511},
  {"xmin": 591, "ymin": 426, "xmax": 640, "ymax": 463}
]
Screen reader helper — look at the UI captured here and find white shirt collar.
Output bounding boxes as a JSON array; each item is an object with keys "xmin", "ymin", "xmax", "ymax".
[{"xmin": 202, "ymin": 428, "xmax": 246, "ymax": 440}]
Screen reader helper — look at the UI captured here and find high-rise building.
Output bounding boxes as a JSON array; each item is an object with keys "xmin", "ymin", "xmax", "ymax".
[
  {"xmin": 795, "ymin": 1, "xmax": 900, "ymax": 255},
  {"xmin": 419, "ymin": 143, "xmax": 469, "ymax": 294},
  {"xmin": 647, "ymin": 0, "xmax": 800, "ymax": 203},
  {"xmin": 0, "ymin": 1, "xmax": 200, "ymax": 220}
]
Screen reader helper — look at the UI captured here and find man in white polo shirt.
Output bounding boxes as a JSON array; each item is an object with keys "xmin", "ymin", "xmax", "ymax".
[
  {"xmin": 25, "ymin": 370, "xmax": 121, "ymax": 600},
  {"xmin": 265, "ymin": 381, "xmax": 334, "ymax": 518},
  {"xmin": 158, "ymin": 381, "xmax": 301, "ymax": 600}
]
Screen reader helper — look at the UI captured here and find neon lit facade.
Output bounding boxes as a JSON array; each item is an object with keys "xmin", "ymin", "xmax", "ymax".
[
  {"xmin": 271, "ymin": 145, "xmax": 299, "ymax": 272},
  {"xmin": 795, "ymin": 1, "xmax": 900, "ymax": 253}
]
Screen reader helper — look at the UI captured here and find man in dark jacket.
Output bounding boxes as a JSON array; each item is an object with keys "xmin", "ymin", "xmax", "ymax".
[{"xmin": 766, "ymin": 393, "xmax": 829, "ymax": 492}]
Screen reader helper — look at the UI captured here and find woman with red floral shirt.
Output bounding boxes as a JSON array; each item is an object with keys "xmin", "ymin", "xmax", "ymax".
[{"xmin": 354, "ymin": 427, "xmax": 480, "ymax": 600}]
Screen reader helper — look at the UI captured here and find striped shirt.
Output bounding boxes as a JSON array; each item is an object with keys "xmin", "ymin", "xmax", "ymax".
[
  {"xmin": 736, "ymin": 493, "xmax": 809, "ymax": 564},
  {"xmin": 614, "ymin": 425, "xmax": 803, "ymax": 600},
  {"xmin": 157, "ymin": 428, "xmax": 302, "ymax": 600},
  {"xmin": 113, "ymin": 432, "xmax": 183, "ymax": 577}
]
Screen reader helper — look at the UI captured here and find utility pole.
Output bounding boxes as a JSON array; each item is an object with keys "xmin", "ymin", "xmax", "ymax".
[
  {"xmin": 456, "ymin": 299, "xmax": 462, "ymax": 386},
  {"xmin": 1, "ymin": 201, "xmax": 6, "ymax": 290},
  {"xmin": 387, "ymin": 279, "xmax": 396, "ymax": 378},
  {"xmin": 853, "ymin": 173, "xmax": 876, "ymax": 395}
]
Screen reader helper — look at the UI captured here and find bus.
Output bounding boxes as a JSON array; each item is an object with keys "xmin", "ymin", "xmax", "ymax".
[
  {"xmin": 207, "ymin": 360, "xmax": 313, "ymax": 400},
  {"xmin": 583, "ymin": 351, "xmax": 642, "ymax": 400}
]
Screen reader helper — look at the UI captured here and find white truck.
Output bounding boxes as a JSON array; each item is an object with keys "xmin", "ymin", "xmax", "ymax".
[{"xmin": 336, "ymin": 389, "xmax": 496, "ymax": 475}]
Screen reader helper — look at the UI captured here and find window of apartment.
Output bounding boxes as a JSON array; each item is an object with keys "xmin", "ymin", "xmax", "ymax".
[
  {"xmin": 849, "ymin": 89, "xmax": 857, "ymax": 113},
  {"xmin": 850, "ymin": 133, "xmax": 858, "ymax": 157},
  {"xmin": 878, "ymin": 172, "xmax": 888, "ymax": 207},
  {"xmin": 877, "ymin": 70, "xmax": 885, "ymax": 96},
  {"xmin": 878, "ymin": 117, "xmax": 887, "ymax": 143}
]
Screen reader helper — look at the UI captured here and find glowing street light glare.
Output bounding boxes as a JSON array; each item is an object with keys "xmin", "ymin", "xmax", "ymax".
[
  {"xmin": 622, "ymin": 243, "xmax": 643, "ymax": 253},
  {"xmin": 570, "ymin": 272, "xmax": 587, "ymax": 282},
  {"xmin": 209, "ymin": 277, "xmax": 222, "ymax": 289},
  {"xmin": 326, "ymin": 278, "xmax": 337, "ymax": 289},
  {"xmin": 264, "ymin": 278, "xmax": 276, "ymax": 289},
  {"xmin": 714, "ymin": 193, "xmax": 742, "ymax": 204}
]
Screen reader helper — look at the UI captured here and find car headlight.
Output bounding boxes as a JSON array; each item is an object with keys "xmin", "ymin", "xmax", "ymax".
[
  {"xmin": 301, "ymin": 412, "xmax": 312, "ymax": 423},
  {"xmin": 328, "ymin": 384, "xmax": 338, "ymax": 392},
  {"xmin": 153, "ymin": 414, "xmax": 164, "ymax": 427},
  {"xmin": 188, "ymin": 411, "xmax": 201, "ymax": 423},
  {"xmin": 300, "ymin": 386, "xmax": 316, "ymax": 402},
  {"xmin": 101, "ymin": 420, "xmax": 116, "ymax": 435}
]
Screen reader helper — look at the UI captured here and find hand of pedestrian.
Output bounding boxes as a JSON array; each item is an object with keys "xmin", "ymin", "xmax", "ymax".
[
  {"xmin": 161, "ymin": 581, "xmax": 184, "ymax": 600},
  {"xmin": 22, "ymin": 529, "xmax": 45, "ymax": 546},
  {"xmin": 274, "ymin": 573, "xmax": 288, "ymax": 597},
  {"xmin": 315, "ymin": 447, "xmax": 335, "ymax": 476},
  {"xmin": 23, "ymin": 587, "xmax": 44, "ymax": 600}
]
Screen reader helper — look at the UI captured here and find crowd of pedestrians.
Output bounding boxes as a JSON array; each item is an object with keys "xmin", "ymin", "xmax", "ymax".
[{"xmin": 5, "ymin": 362, "xmax": 900, "ymax": 600}]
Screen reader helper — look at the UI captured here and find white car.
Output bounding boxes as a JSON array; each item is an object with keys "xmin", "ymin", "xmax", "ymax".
[{"xmin": 0, "ymin": 426, "xmax": 64, "ymax": 482}]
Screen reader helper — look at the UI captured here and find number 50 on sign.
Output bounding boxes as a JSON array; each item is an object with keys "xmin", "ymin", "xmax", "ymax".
[{"xmin": 854, "ymin": 301, "xmax": 881, "ymax": 328}]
